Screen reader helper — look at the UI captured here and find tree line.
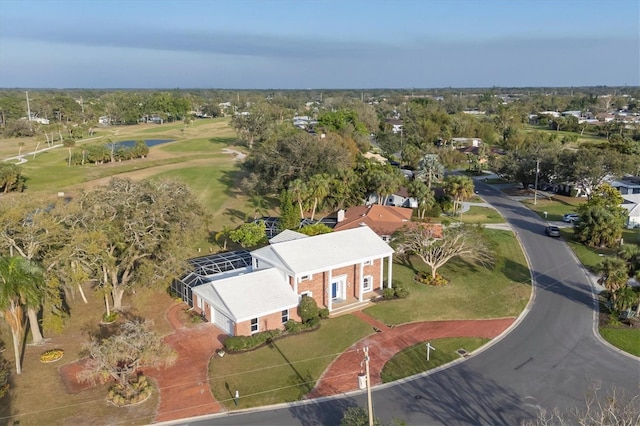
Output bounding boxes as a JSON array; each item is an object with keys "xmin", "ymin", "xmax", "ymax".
[{"xmin": 0, "ymin": 178, "xmax": 206, "ymax": 376}]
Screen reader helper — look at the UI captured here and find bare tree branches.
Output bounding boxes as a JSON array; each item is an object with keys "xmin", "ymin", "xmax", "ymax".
[{"xmin": 395, "ymin": 224, "xmax": 493, "ymax": 279}]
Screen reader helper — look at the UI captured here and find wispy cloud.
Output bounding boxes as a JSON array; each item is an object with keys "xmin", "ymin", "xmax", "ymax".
[{"xmin": 0, "ymin": 18, "xmax": 386, "ymax": 58}]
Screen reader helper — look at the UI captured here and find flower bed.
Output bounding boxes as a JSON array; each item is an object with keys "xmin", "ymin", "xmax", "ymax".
[
  {"xmin": 415, "ymin": 272, "xmax": 449, "ymax": 286},
  {"xmin": 107, "ymin": 375, "xmax": 153, "ymax": 407},
  {"xmin": 40, "ymin": 349, "xmax": 64, "ymax": 363}
]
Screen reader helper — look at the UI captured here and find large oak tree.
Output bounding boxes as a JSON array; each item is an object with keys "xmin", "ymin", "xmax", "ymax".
[{"xmin": 61, "ymin": 178, "xmax": 206, "ymax": 312}]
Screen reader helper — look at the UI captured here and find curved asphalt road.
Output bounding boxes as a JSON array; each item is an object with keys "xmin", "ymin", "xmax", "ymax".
[{"xmin": 177, "ymin": 180, "xmax": 639, "ymax": 426}]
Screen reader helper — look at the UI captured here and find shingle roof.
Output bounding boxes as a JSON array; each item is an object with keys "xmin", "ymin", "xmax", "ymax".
[
  {"xmin": 269, "ymin": 229, "xmax": 308, "ymax": 244},
  {"xmin": 333, "ymin": 204, "xmax": 412, "ymax": 236},
  {"xmin": 192, "ymin": 268, "xmax": 298, "ymax": 323},
  {"xmin": 251, "ymin": 226, "xmax": 393, "ymax": 276}
]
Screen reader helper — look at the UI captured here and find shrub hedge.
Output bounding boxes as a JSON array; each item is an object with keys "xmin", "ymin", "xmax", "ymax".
[{"xmin": 224, "ymin": 329, "xmax": 283, "ymax": 352}]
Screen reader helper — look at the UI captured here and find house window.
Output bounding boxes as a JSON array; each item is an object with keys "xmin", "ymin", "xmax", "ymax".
[
  {"xmin": 363, "ymin": 275, "xmax": 373, "ymax": 292},
  {"xmin": 299, "ymin": 274, "xmax": 312, "ymax": 281},
  {"xmin": 282, "ymin": 309, "xmax": 289, "ymax": 324},
  {"xmin": 250, "ymin": 318, "xmax": 258, "ymax": 333},
  {"xmin": 300, "ymin": 291, "xmax": 313, "ymax": 299},
  {"xmin": 363, "ymin": 259, "xmax": 372, "ymax": 266}
]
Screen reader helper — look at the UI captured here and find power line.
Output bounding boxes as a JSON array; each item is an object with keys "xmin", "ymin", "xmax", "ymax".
[{"xmin": 4, "ymin": 241, "xmax": 592, "ymax": 421}]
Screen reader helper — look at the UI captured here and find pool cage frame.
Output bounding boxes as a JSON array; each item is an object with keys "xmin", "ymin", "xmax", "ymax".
[{"xmin": 171, "ymin": 250, "xmax": 253, "ymax": 306}]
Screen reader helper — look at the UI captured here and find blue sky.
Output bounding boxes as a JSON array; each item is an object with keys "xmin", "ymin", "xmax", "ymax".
[{"xmin": 0, "ymin": 0, "xmax": 638, "ymax": 89}]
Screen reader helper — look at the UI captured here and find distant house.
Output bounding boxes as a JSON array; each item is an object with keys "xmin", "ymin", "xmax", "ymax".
[
  {"xmin": 184, "ymin": 226, "xmax": 394, "ymax": 335},
  {"xmin": 333, "ymin": 204, "xmax": 445, "ymax": 246},
  {"xmin": 22, "ymin": 115, "xmax": 49, "ymax": 125},
  {"xmin": 363, "ymin": 152, "xmax": 388, "ymax": 164},
  {"xmin": 292, "ymin": 115, "xmax": 317, "ymax": 129},
  {"xmin": 450, "ymin": 138, "xmax": 482, "ymax": 148},
  {"xmin": 141, "ymin": 114, "xmax": 163, "ymax": 124},
  {"xmin": 367, "ymin": 186, "xmax": 418, "ymax": 209},
  {"xmin": 333, "ymin": 205, "xmax": 412, "ymax": 241},
  {"xmin": 385, "ymin": 119, "xmax": 403, "ymax": 134},
  {"xmin": 332, "ymin": 204, "xmax": 443, "ymax": 242},
  {"xmin": 562, "ymin": 110, "xmax": 582, "ymax": 118},
  {"xmin": 611, "ymin": 178, "xmax": 640, "ymax": 228}
]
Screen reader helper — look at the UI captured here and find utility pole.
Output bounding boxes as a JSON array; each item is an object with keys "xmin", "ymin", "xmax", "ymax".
[
  {"xmin": 533, "ymin": 158, "xmax": 540, "ymax": 205},
  {"xmin": 363, "ymin": 346, "xmax": 373, "ymax": 426}
]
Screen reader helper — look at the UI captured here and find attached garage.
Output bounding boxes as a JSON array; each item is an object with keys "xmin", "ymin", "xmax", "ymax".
[
  {"xmin": 213, "ymin": 309, "xmax": 235, "ymax": 336},
  {"xmin": 192, "ymin": 268, "xmax": 299, "ymax": 336}
]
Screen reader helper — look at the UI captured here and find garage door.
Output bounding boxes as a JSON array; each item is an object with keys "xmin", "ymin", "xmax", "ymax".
[{"xmin": 213, "ymin": 309, "xmax": 235, "ymax": 336}]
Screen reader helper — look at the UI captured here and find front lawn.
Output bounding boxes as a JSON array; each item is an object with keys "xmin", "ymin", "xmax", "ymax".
[
  {"xmin": 563, "ymin": 228, "xmax": 639, "ymax": 274},
  {"xmin": 600, "ymin": 327, "xmax": 640, "ymax": 357},
  {"xmin": 0, "ymin": 286, "xmax": 172, "ymax": 425},
  {"xmin": 365, "ymin": 230, "xmax": 531, "ymax": 325},
  {"xmin": 522, "ymin": 196, "xmax": 585, "ymax": 222},
  {"xmin": 458, "ymin": 206, "xmax": 505, "ymax": 224},
  {"xmin": 209, "ymin": 315, "xmax": 372, "ymax": 409},
  {"xmin": 380, "ymin": 337, "xmax": 489, "ymax": 383}
]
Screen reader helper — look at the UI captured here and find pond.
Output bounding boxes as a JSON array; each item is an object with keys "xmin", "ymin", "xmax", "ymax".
[{"xmin": 111, "ymin": 139, "xmax": 174, "ymax": 148}]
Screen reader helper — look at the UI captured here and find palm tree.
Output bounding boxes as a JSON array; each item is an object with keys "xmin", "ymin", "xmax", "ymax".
[
  {"xmin": 288, "ymin": 179, "xmax": 309, "ymax": 219},
  {"xmin": 597, "ymin": 257, "xmax": 629, "ymax": 307},
  {"xmin": 0, "ymin": 256, "xmax": 45, "ymax": 374},
  {"xmin": 246, "ymin": 195, "xmax": 269, "ymax": 220},
  {"xmin": 215, "ymin": 226, "xmax": 232, "ymax": 251},
  {"xmin": 444, "ymin": 175, "xmax": 475, "ymax": 214},
  {"xmin": 408, "ymin": 179, "xmax": 435, "ymax": 220},
  {"xmin": 613, "ymin": 286, "xmax": 636, "ymax": 314},
  {"xmin": 307, "ymin": 174, "xmax": 330, "ymax": 221}
]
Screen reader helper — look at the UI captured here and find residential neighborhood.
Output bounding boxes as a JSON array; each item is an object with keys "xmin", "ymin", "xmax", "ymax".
[{"xmin": 0, "ymin": 1, "xmax": 639, "ymax": 423}]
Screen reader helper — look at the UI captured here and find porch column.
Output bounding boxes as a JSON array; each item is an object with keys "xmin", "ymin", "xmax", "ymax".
[
  {"xmin": 293, "ymin": 275, "xmax": 298, "ymax": 294},
  {"xmin": 387, "ymin": 255, "xmax": 393, "ymax": 288},
  {"xmin": 327, "ymin": 269, "xmax": 333, "ymax": 312},
  {"xmin": 359, "ymin": 262, "xmax": 364, "ymax": 302}
]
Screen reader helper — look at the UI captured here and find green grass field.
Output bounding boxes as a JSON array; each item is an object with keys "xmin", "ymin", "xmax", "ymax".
[
  {"xmin": 458, "ymin": 206, "xmax": 506, "ymax": 224},
  {"xmin": 380, "ymin": 337, "xmax": 489, "ymax": 383},
  {"xmin": 523, "ymin": 124, "xmax": 607, "ymax": 146},
  {"xmin": 365, "ymin": 230, "xmax": 531, "ymax": 325},
  {"xmin": 523, "ymin": 196, "xmax": 585, "ymax": 222},
  {"xmin": 209, "ymin": 315, "xmax": 372, "ymax": 409},
  {"xmin": 0, "ymin": 116, "xmax": 536, "ymax": 421},
  {"xmin": 600, "ymin": 327, "xmax": 640, "ymax": 357}
]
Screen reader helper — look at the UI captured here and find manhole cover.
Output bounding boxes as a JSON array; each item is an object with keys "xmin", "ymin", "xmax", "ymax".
[{"xmin": 414, "ymin": 395, "xmax": 422, "ymax": 400}]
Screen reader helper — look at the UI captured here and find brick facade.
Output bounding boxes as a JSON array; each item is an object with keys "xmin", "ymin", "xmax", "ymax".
[
  {"xmin": 295, "ymin": 258, "xmax": 384, "ymax": 309},
  {"xmin": 194, "ymin": 256, "xmax": 388, "ymax": 335},
  {"xmin": 193, "ymin": 292, "xmax": 300, "ymax": 336},
  {"xmin": 235, "ymin": 308, "xmax": 300, "ymax": 336},
  {"xmin": 192, "ymin": 294, "xmax": 211, "ymax": 321}
]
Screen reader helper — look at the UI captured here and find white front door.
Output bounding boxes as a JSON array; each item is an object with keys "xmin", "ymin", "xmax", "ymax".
[{"xmin": 330, "ymin": 276, "xmax": 346, "ymax": 301}]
